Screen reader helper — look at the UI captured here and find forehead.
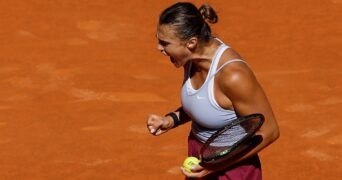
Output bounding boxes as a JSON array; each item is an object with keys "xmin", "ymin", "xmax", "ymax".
[{"xmin": 156, "ymin": 24, "xmax": 180, "ymax": 41}]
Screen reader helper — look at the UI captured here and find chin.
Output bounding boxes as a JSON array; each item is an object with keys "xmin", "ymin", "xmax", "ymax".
[
  {"xmin": 172, "ymin": 60, "xmax": 185, "ymax": 68},
  {"xmin": 170, "ymin": 56, "xmax": 187, "ymax": 68},
  {"xmin": 174, "ymin": 64, "xmax": 183, "ymax": 68}
]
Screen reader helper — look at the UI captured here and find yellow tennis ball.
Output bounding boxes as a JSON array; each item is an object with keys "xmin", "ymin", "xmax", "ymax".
[{"xmin": 183, "ymin": 157, "xmax": 200, "ymax": 172}]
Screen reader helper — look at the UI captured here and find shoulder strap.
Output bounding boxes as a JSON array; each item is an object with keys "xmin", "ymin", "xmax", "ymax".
[
  {"xmin": 214, "ymin": 59, "xmax": 246, "ymax": 75},
  {"xmin": 208, "ymin": 45, "xmax": 229, "ymax": 76}
]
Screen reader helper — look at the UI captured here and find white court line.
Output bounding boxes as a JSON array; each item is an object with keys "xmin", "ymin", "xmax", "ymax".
[{"xmin": 70, "ymin": 88, "xmax": 167, "ymax": 102}]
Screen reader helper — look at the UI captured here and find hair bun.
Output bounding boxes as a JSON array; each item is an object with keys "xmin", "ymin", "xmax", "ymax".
[{"xmin": 199, "ymin": 4, "xmax": 218, "ymax": 24}]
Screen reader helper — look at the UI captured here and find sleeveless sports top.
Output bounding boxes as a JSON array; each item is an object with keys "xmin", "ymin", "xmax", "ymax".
[{"xmin": 181, "ymin": 43, "xmax": 247, "ymax": 146}]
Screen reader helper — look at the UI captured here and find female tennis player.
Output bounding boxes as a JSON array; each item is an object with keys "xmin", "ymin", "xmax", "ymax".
[{"xmin": 146, "ymin": 2, "xmax": 280, "ymax": 179}]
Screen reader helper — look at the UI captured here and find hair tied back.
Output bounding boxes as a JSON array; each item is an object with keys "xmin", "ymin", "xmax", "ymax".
[{"xmin": 199, "ymin": 4, "xmax": 218, "ymax": 24}]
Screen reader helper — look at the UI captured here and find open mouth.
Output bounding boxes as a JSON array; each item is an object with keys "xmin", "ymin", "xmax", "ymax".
[
  {"xmin": 161, "ymin": 51, "xmax": 176, "ymax": 65},
  {"xmin": 170, "ymin": 56, "xmax": 175, "ymax": 63}
]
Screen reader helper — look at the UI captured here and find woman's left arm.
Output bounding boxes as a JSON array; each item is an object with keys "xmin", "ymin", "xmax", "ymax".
[
  {"xmin": 217, "ymin": 62, "xmax": 280, "ymax": 165},
  {"xmin": 220, "ymin": 62, "xmax": 280, "ymax": 155},
  {"xmin": 182, "ymin": 62, "xmax": 280, "ymax": 178}
]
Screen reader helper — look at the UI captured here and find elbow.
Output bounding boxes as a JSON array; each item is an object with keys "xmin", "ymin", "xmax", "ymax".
[
  {"xmin": 261, "ymin": 125, "xmax": 280, "ymax": 145},
  {"xmin": 272, "ymin": 128, "xmax": 280, "ymax": 142},
  {"xmin": 268, "ymin": 126, "xmax": 280, "ymax": 143}
]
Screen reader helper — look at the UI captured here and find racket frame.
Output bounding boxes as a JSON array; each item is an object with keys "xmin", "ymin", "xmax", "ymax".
[{"xmin": 199, "ymin": 113, "xmax": 265, "ymax": 166}]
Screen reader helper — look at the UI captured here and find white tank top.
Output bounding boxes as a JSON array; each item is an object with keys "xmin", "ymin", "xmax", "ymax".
[{"xmin": 181, "ymin": 43, "xmax": 247, "ymax": 145}]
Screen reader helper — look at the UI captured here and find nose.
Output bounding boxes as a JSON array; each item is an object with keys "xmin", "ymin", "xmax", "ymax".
[
  {"xmin": 157, "ymin": 44, "xmax": 167, "ymax": 55},
  {"xmin": 157, "ymin": 43, "xmax": 163, "ymax": 51}
]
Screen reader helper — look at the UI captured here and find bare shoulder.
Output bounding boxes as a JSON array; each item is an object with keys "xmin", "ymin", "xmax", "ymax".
[
  {"xmin": 220, "ymin": 63, "xmax": 255, "ymax": 84},
  {"xmin": 216, "ymin": 55, "xmax": 258, "ymax": 95},
  {"xmin": 222, "ymin": 48, "xmax": 243, "ymax": 61}
]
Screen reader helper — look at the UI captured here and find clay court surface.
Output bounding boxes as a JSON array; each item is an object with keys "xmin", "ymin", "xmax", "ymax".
[{"xmin": 0, "ymin": 0, "xmax": 341, "ymax": 179}]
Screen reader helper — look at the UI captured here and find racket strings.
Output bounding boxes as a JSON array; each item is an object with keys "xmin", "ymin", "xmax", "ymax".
[
  {"xmin": 201, "ymin": 125, "xmax": 246, "ymax": 160},
  {"xmin": 200, "ymin": 115, "xmax": 264, "ymax": 163},
  {"xmin": 209, "ymin": 125, "xmax": 247, "ymax": 147}
]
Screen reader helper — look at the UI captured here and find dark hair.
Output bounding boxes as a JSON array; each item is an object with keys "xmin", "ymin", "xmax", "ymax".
[{"xmin": 159, "ymin": 2, "xmax": 218, "ymax": 43}]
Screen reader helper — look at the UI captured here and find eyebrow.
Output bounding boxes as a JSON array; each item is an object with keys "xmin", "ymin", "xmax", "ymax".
[
  {"xmin": 158, "ymin": 39, "xmax": 170, "ymax": 46},
  {"xmin": 156, "ymin": 33, "xmax": 170, "ymax": 46}
]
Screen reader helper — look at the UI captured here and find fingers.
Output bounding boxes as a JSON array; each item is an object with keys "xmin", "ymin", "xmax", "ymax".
[
  {"xmin": 147, "ymin": 125, "xmax": 163, "ymax": 135},
  {"xmin": 147, "ymin": 125, "xmax": 156, "ymax": 134},
  {"xmin": 154, "ymin": 128, "xmax": 163, "ymax": 135},
  {"xmin": 190, "ymin": 164, "xmax": 203, "ymax": 172},
  {"xmin": 181, "ymin": 167, "xmax": 199, "ymax": 178},
  {"xmin": 181, "ymin": 165, "xmax": 208, "ymax": 178},
  {"xmin": 146, "ymin": 114, "xmax": 164, "ymax": 135}
]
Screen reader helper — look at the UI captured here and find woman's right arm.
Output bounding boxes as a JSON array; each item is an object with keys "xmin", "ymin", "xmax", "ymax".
[{"xmin": 147, "ymin": 107, "xmax": 191, "ymax": 136}]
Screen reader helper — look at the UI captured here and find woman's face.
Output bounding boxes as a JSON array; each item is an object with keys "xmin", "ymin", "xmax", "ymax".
[{"xmin": 156, "ymin": 24, "xmax": 191, "ymax": 68}]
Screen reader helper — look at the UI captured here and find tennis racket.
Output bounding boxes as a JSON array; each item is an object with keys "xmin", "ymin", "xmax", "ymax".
[{"xmin": 199, "ymin": 113, "xmax": 264, "ymax": 167}]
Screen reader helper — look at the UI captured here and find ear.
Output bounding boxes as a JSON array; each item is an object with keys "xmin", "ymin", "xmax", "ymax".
[{"xmin": 186, "ymin": 37, "xmax": 198, "ymax": 50}]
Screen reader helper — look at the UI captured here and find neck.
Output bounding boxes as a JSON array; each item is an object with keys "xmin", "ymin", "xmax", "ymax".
[{"xmin": 190, "ymin": 38, "xmax": 221, "ymax": 71}]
